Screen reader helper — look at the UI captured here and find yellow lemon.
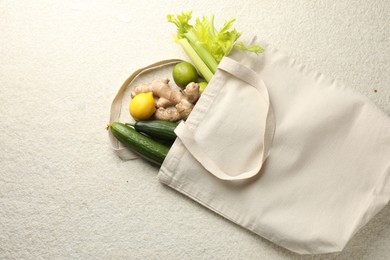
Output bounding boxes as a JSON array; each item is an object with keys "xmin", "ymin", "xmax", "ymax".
[{"xmin": 129, "ymin": 92, "xmax": 156, "ymax": 120}]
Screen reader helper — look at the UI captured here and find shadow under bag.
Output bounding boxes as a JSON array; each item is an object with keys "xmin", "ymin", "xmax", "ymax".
[{"xmin": 158, "ymin": 39, "xmax": 390, "ymax": 254}]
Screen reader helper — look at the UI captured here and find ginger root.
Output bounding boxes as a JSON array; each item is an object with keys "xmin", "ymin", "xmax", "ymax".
[
  {"xmin": 132, "ymin": 79, "xmax": 200, "ymax": 122},
  {"xmin": 132, "ymin": 78, "xmax": 183, "ymax": 105},
  {"xmin": 154, "ymin": 107, "xmax": 181, "ymax": 122},
  {"xmin": 176, "ymin": 99, "xmax": 194, "ymax": 120},
  {"xmin": 156, "ymin": 97, "xmax": 175, "ymax": 108},
  {"xmin": 183, "ymin": 82, "xmax": 201, "ymax": 104}
]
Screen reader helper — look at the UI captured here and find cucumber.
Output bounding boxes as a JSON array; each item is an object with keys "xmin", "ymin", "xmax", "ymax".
[
  {"xmin": 110, "ymin": 122, "xmax": 169, "ymax": 166},
  {"xmin": 129, "ymin": 120, "xmax": 178, "ymax": 142}
]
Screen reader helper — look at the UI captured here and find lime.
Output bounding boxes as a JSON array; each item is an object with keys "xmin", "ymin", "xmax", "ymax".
[
  {"xmin": 198, "ymin": 82, "xmax": 208, "ymax": 93},
  {"xmin": 129, "ymin": 92, "xmax": 156, "ymax": 120},
  {"xmin": 172, "ymin": 62, "xmax": 199, "ymax": 88}
]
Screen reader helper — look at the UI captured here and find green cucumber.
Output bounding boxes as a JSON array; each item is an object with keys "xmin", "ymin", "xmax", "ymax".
[
  {"xmin": 110, "ymin": 122, "xmax": 169, "ymax": 166},
  {"xmin": 128, "ymin": 120, "xmax": 178, "ymax": 142}
]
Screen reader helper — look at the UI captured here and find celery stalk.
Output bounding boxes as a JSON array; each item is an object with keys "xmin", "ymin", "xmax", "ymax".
[
  {"xmin": 185, "ymin": 31, "xmax": 218, "ymax": 74},
  {"xmin": 168, "ymin": 12, "xmax": 264, "ymax": 82},
  {"xmin": 178, "ymin": 38, "xmax": 213, "ymax": 82}
]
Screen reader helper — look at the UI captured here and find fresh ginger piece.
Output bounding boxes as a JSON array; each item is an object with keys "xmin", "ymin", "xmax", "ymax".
[
  {"xmin": 132, "ymin": 79, "xmax": 183, "ymax": 105},
  {"xmin": 176, "ymin": 99, "xmax": 194, "ymax": 120},
  {"xmin": 155, "ymin": 107, "xmax": 182, "ymax": 122},
  {"xmin": 183, "ymin": 82, "xmax": 200, "ymax": 103},
  {"xmin": 156, "ymin": 97, "xmax": 175, "ymax": 108}
]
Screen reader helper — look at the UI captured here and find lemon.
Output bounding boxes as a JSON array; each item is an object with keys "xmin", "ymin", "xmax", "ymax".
[
  {"xmin": 129, "ymin": 92, "xmax": 156, "ymax": 120},
  {"xmin": 172, "ymin": 62, "xmax": 199, "ymax": 88}
]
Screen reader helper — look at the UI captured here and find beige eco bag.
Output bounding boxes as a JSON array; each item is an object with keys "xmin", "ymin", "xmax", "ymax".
[{"xmin": 109, "ymin": 38, "xmax": 390, "ymax": 254}]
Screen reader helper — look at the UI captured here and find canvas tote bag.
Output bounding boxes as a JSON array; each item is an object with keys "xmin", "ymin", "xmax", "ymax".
[
  {"xmin": 109, "ymin": 38, "xmax": 390, "ymax": 254},
  {"xmin": 157, "ymin": 39, "xmax": 390, "ymax": 254}
]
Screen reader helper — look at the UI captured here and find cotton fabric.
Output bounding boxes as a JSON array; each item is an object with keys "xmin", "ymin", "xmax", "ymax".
[{"xmin": 157, "ymin": 40, "xmax": 390, "ymax": 254}]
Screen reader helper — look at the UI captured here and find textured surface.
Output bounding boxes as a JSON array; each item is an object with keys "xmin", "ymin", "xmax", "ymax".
[{"xmin": 0, "ymin": 1, "xmax": 389, "ymax": 259}]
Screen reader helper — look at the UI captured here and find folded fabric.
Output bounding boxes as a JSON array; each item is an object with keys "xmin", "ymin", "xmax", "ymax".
[{"xmin": 157, "ymin": 38, "xmax": 390, "ymax": 254}]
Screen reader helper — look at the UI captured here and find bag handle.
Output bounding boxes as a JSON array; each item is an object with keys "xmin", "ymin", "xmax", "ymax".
[
  {"xmin": 175, "ymin": 56, "xmax": 275, "ymax": 181},
  {"xmin": 219, "ymin": 57, "xmax": 270, "ymax": 104}
]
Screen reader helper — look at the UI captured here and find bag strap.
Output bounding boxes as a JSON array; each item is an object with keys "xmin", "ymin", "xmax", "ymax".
[
  {"xmin": 219, "ymin": 57, "xmax": 270, "ymax": 104},
  {"xmin": 175, "ymin": 56, "xmax": 275, "ymax": 181},
  {"xmin": 220, "ymin": 57, "xmax": 276, "ymax": 161}
]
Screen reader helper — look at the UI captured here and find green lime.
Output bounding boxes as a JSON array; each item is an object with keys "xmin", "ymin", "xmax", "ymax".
[
  {"xmin": 198, "ymin": 82, "xmax": 208, "ymax": 93},
  {"xmin": 172, "ymin": 62, "xmax": 199, "ymax": 88}
]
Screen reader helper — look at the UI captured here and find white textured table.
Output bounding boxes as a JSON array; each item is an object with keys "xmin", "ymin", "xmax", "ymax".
[{"xmin": 1, "ymin": 1, "xmax": 389, "ymax": 259}]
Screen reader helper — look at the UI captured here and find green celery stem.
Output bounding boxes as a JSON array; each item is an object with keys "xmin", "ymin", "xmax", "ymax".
[
  {"xmin": 185, "ymin": 31, "xmax": 218, "ymax": 74},
  {"xmin": 178, "ymin": 38, "xmax": 214, "ymax": 82}
]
